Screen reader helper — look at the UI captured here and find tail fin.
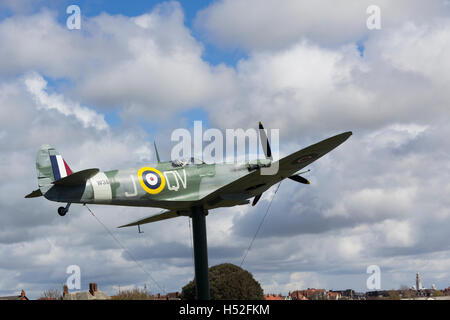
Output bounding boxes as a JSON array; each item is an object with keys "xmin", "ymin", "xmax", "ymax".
[{"xmin": 36, "ymin": 145, "xmax": 73, "ymax": 193}]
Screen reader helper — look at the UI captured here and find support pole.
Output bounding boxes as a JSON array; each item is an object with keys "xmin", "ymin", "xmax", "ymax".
[{"xmin": 191, "ymin": 205, "xmax": 210, "ymax": 300}]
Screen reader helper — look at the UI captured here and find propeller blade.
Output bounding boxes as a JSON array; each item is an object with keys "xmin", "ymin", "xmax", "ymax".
[
  {"xmin": 252, "ymin": 194, "xmax": 262, "ymax": 206},
  {"xmin": 288, "ymin": 175, "xmax": 310, "ymax": 184},
  {"xmin": 258, "ymin": 121, "xmax": 272, "ymax": 160}
]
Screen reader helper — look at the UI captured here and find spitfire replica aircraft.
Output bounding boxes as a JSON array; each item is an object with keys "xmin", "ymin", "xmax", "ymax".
[{"xmin": 26, "ymin": 123, "xmax": 351, "ymax": 299}]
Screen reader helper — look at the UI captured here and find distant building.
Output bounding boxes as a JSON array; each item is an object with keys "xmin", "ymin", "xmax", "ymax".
[
  {"xmin": 289, "ymin": 289, "xmax": 327, "ymax": 300},
  {"xmin": 416, "ymin": 272, "xmax": 423, "ymax": 291},
  {"xmin": 289, "ymin": 290, "xmax": 308, "ymax": 300},
  {"xmin": 63, "ymin": 283, "xmax": 110, "ymax": 300},
  {"xmin": 327, "ymin": 290, "xmax": 342, "ymax": 300},
  {"xmin": 304, "ymin": 288, "xmax": 326, "ymax": 300},
  {"xmin": 443, "ymin": 287, "xmax": 450, "ymax": 296},
  {"xmin": 327, "ymin": 289, "xmax": 366, "ymax": 300},
  {"xmin": 0, "ymin": 290, "xmax": 28, "ymax": 300},
  {"xmin": 153, "ymin": 292, "xmax": 181, "ymax": 300},
  {"xmin": 265, "ymin": 294, "xmax": 285, "ymax": 300},
  {"xmin": 288, "ymin": 289, "xmax": 348, "ymax": 300},
  {"xmin": 366, "ymin": 290, "xmax": 390, "ymax": 299}
]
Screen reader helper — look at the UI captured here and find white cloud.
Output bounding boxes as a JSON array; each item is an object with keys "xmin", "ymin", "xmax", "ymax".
[
  {"xmin": 202, "ymin": 15, "xmax": 450, "ymax": 142},
  {"xmin": 0, "ymin": 3, "xmax": 236, "ymax": 119},
  {"xmin": 377, "ymin": 220, "xmax": 415, "ymax": 248},
  {"xmin": 337, "ymin": 236, "xmax": 363, "ymax": 259},
  {"xmin": 195, "ymin": 0, "xmax": 449, "ymax": 50},
  {"xmin": 364, "ymin": 124, "xmax": 429, "ymax": 151},
  {"xmin": 207, "ymin": 41, "xmax": 367, "ymax": 137},
  {"xmin": 373, "ymin": 21, "xmax": 450, "ymax": 84},
  {"xmin": 24, "ymin": 72, "xmax": 108, "ymax": 130},
  {"xmin": 323, "ymin": 187, "xmax": 416, "ymax": 220}
]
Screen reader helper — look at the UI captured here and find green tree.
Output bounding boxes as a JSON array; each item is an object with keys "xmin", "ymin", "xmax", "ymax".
[{"xmin": 181, "ymin": 263, "xmax": 264, "ymax": 300}]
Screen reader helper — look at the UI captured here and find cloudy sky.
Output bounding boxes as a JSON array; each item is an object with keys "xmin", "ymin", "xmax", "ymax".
[{"xmin": 1, "ymin": 0, "xmax": 450, "ymax": 298}]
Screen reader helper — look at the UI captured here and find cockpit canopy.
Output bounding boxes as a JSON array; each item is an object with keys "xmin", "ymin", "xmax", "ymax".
[{"xmin": 171, "ymin": 157, "xmax": 205, "ymax": 167}]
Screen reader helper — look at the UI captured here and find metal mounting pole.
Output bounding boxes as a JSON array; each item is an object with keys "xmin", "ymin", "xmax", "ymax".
[{"xmin": 191, "ymin": 205, "xmax": 210, "ymax": 300}]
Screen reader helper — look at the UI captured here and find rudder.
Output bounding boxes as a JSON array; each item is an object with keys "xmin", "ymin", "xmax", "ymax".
[{"xmin": 36, "ymin": 145, "xmax": 73, "ymax": 193}]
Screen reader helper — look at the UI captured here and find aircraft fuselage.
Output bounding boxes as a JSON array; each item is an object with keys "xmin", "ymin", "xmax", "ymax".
[{"xmin": 44, "ymin": 160, "xmax": 274, "ymax": 210}]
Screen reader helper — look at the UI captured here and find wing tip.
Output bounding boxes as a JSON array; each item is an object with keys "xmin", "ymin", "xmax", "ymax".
[
  {"xmin": 25, "ymin": 189, "xmax": 43, "ymax": 198},
  {"xmin": 342, "ymin": 131, "xmax": 352, "ymax": 137},
  {"xmin": 337, "ymin": 131, "xmax": 353, "ymax": 142},
  {"xmin": 117, "ymin": 222, "xmax": 136, "ymax": 228}
]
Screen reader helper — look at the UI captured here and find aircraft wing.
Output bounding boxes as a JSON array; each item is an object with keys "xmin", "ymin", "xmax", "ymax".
[
  {"xmin": 25, "ymin": 189, "xmax": 43, "ymax": 198},
  {"xmin": 117, "ymin": 210, "xmax": 181, "ymax": 228},
  {"xmin": 202, "ymin": 131, "xmax": 352, "ymax": 206},
  {"xmin": 275, "ymin": 131, "xmax": 352, "ymax": 175}
]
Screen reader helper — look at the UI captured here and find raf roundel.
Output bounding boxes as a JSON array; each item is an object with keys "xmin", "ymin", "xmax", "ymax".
[{"xmin": 137, "ymin": 167, "xmax": 166, "ymax": 194}]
